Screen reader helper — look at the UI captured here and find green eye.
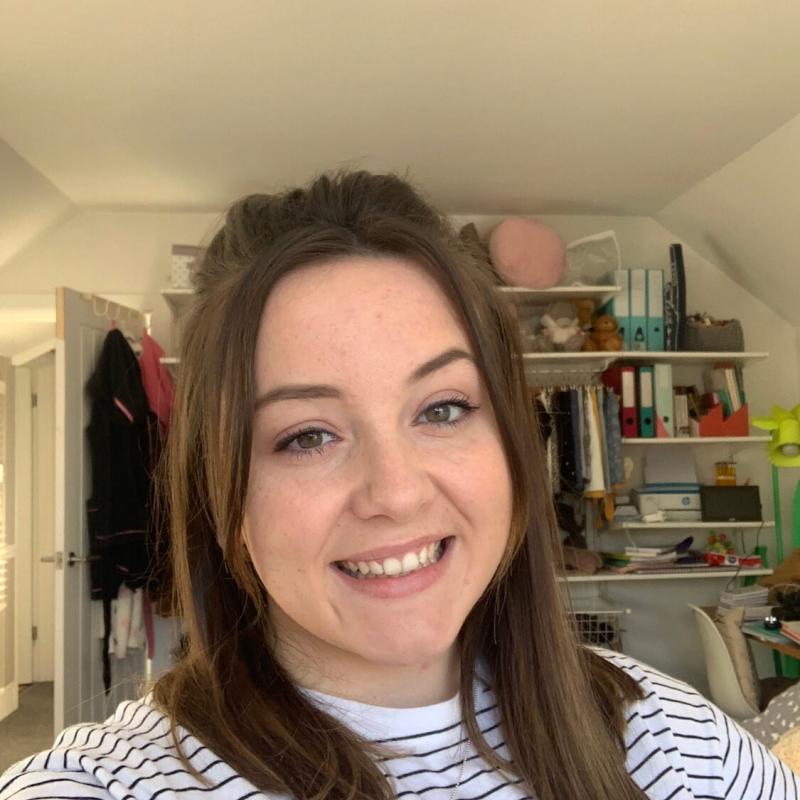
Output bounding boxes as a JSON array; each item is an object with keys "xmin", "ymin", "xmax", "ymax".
[
  {"xmin": 296, "ymin": 431, "xmax": 325, "ymax": 449},
  {"xmin": 424, "ymin": 404, "xmax": 454, "ymax": 423}
]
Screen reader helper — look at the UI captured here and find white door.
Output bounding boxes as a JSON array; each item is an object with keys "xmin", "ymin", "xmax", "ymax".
[
  {"xmin": 0, "ymin": 357, "xmax": 17, "ymax": 723},
  {"xmin": 54, "ymin": 288, "xmax": 148, "ymax": 731},
  {"xmin": 12, "ymin": 345, "xmax": 56, "ymax": 694}
]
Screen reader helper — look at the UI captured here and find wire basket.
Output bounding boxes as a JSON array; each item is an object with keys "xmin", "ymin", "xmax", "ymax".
[{"xmin": 570, "ymin": 611, "xmax": 626, "ymax": 650}]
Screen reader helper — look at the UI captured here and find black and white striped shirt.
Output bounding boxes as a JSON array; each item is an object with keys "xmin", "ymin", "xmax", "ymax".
[{"xmin": 1, "ymin": 651, "xmax": 797, "ymax": 799}]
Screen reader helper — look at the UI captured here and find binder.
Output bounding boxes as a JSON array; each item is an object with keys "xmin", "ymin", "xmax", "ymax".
[
  {"xmin": 638, "ymin": 365, "xmax": 655, "ymax": 437},
  {"xmin": 653, "ymin": 363, "xmax": 674, "ymax": 437},
  {"xmin": 620, "ymin": 366, "xmax": 638, "ymax": 437},
  {"xmin": 665, "ymin": 244, "xmax": 687, "ymax": 351},
  {"xmin": 646, "ymin": 269, "xmax": 665, "ymax": 351},
  {"xmin": 629, "ymin": 269, "xmax": 647, "ymax": 351},
  {"xmin": 600, "ymin": 269, "xmax": 631, "ymax": 350}
]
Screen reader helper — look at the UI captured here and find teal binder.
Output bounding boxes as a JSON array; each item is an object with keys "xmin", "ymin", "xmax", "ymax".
[
  {"xmin": 646, "ymin": 269, "xmax": 665, "ymax": 351},
  {"xmin": 629, "ymin": 269, "xmax": 647, "ymax": 351},
  {"xmin": 600, "ymin": 269, "xmax": 631, "ymax": 350},
  {"xmin": 638, "ymin": 365, "xmax": 655, "ymax": 437}
]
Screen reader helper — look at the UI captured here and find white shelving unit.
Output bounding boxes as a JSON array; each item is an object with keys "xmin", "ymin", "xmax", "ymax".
[
  {"xmin": 562, "ymin": 568, "xmax": 773, "ymax": 584},
  {"xmin": 609, "ymin": 521, "xmax": 774, "ymax": 531},
  {"xmin": 497, "ymin": 284, "xmax": 621, "ymax": 306},
  {"xmin": 501, "ymin": 281, "xmax": 775, "ymax": 650},
  {"xmin": 161, "ymin": 288, "xmax": 195, "ymax": 315},
  {"xmin": 522, "ymin": 350, "xmax": 768, "ymax": 368},
  {"xmin": 622, "ymin": 436, "xmax": 771, "ymax": 445}
]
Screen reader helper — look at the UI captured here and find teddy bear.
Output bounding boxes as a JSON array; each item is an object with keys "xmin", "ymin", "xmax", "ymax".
[
  {"xmin": 529, "ymin": 301, "xmax": 585, "ymax": 352},
  {"xmin": 582, "ymin": 314, "xmax": 623, "ymax": 351},
  {"xmin": 571, "ymin": 298, "xmax": 596, "ymax": 332}
]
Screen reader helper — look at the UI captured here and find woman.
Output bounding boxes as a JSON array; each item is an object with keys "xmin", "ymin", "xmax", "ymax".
[{"xmin": 2, "ymin": 171, "xmax": 796, "ymax": 799}]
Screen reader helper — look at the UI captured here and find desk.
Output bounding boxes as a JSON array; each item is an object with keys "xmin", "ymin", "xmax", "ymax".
[
  {"xmin": 742, "ymin": 621, "xmax": 800, "ymax": 661},
  {"xmin": 700, "ymin": 605, "xmax": 800, "ymax": 661}
]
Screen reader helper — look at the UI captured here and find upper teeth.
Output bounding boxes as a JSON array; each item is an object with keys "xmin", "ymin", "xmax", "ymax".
[{"xmin": 341, "ymin": 540, "xmax": 444, "ymax": 579}]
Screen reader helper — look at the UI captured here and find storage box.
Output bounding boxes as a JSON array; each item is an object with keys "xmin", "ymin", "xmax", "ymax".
[
  {"xmin": 690, "ymin": 403, "xmax": 750, "ymax": 437},
  {"xmin": 171, "ymin": 245, "xmax": 204, "ymax": 289}
]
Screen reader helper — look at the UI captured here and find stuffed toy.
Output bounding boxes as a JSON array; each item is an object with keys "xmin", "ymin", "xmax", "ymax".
[
  {"xmin": 530, "ymin": 301, "xmax": 585, "ymax": 352},
  {"xmin": 488, "ymin": 217, "xmax": 566, "ymax": 289},
  {"xmin": 582, "ymin": 314, "xmax": 623, "ymax": 351},
  {"xmin": 572, "ymin": 298, "xmax": 596, "ymax": 331}
]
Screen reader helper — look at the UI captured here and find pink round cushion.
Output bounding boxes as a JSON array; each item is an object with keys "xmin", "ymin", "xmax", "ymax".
[{"xmin": 489, "ymin": 218, "xmax": 566, "ymax": 289}]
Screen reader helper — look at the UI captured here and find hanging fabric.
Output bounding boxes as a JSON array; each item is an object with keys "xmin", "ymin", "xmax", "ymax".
[
  {"xmin": 85, "ymin": 328, "xmax": 157, "ymax": 692},
  {"xmin": 604, "ymin": 387, "xmax": 625, "ymax": 490},
  {"xmin": 583, "ymin": 386, "xmax": 605, "ymax": 499},
  {"xmin": 139, "ymin": 332, "xmax": 174, "ymax": 430},
  {"xmin": 138, "ymin": 331, "xmax": 176, "ymax": 616}
]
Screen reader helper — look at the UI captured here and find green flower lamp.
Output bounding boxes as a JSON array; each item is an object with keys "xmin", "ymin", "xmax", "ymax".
[
  {"xmin": 753, "ymin": 404, "xmax": 800, "ymax": 674},
  {"xmin": 753, "ymin": 405, "xmax": 800, "ymax": 467},
  {"xmin": 753, "ymin": 405, "xmax": 800, "ymax": 566}
]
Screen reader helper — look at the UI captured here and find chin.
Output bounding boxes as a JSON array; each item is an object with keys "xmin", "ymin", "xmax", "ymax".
[{"xmin": 349, "ymin": 622, "xmax": 461, "ymax": 670}]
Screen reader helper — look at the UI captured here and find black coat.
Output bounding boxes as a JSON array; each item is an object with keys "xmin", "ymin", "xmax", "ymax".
[{"xmin": 85, "ymin": 330, "xmax": 155, "ymax": 603}]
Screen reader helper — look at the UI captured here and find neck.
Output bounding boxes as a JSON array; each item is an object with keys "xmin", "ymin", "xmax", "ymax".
[{"xmin": 272, "ymin": 620, "xmax": 460, "ymax": 708}]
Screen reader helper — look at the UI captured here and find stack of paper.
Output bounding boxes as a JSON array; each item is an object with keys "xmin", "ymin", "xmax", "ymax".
[
  {"xmin": 717, "ymin": 585, "xmax": 772, "ymax": 622},
  {"xmin": 602, "ymin": 537, "xmax": 696, "ymax": 574}
]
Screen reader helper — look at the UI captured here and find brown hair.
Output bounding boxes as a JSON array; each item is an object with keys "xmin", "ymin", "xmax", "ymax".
[{"xmin": 153, "ymin": 171, "xmax": 645, "ymax": 799}]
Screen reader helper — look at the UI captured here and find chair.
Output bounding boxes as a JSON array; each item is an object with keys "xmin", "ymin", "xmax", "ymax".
[{"xmin": 688, "ymin": 603, "xmax": 760, "ymax": 720}]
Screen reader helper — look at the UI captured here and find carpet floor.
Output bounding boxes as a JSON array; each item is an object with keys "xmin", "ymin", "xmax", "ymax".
[{"xmin": 0, "ymin": 683, "xmax": 54, "ymax": 774}]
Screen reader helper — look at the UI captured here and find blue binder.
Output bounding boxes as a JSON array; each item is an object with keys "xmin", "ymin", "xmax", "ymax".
[
  {"xmin": 646, "ymin": 269, "xmax": 665, "ymax": 351},
  {"xmin": 638, "ymin": 365, "xmax": 655, "ymax": 437}
]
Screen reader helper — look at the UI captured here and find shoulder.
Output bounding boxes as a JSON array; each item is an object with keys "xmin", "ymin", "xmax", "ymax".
[
  {"xmin": 0, "ymin": 696, "xmax": 281, "ymax": 800},
  {"xmin": 596, "ymin": 648, "xmax": 800, "ymax": 799}
]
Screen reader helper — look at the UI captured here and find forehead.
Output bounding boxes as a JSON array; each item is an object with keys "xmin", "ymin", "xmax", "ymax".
[{"xmin": 255, "ymin": 257, "xmax": 471, "ymax": 385}]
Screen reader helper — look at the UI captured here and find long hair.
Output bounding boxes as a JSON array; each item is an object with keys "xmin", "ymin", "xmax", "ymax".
[{"xmin": 153, "ymin": 171, "xmax": 645, "ymax": 799}]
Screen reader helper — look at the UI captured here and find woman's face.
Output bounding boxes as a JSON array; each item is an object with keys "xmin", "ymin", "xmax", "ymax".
[{"xmin": 244, "ymin": 256, "xmax": 513, "ymax": 692}]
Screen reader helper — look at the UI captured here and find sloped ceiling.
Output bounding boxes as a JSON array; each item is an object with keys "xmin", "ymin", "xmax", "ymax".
[
  {"xmin": 1, "ymin": 1, "xmax": 800, "ymax": 322},
  {"xmin": 0, "ymin": 140, "xmax": 73, "ymax": 273},
  {"xmin": 656, "ymin": 112, "xmax": 800, "ymax": 327}
]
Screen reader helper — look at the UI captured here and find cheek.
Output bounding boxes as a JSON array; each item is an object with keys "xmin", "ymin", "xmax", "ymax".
[{"xmin": 244, "ymin": 479, "xmax": 321, "ymax": 585}]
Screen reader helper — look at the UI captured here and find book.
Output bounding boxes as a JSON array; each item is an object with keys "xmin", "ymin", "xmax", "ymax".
[{"xmin": 673, "ymin": 388, "xmax": 691, "ymax": 437}]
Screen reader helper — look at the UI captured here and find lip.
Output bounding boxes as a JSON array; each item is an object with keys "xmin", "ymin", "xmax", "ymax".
[
  {"xmin": 334, "ymin": 534, "xmax": 446, "ymax": 564},
  {"xmin": 332, "ymin": 537, "xmax": 454, "ymax": 599}
]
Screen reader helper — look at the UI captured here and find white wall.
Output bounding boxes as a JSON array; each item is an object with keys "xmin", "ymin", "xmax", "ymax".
[
  {"xmin": 0, "ymin": 210, "xmax": 223, "ymax": 348},
  {"xmin": 2, "ymin": 207, "xmax": 799, "ymax": 693}
]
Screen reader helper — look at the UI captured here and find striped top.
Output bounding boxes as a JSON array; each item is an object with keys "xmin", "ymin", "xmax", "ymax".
[{"xmin": 1, "ymin": 650, "xmax": 797, "ymax": 799}]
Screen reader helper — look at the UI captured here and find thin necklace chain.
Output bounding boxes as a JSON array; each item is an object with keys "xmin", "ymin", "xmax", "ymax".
[
  {"xmin": 446, "ymin": 732, "xmax": 469, "ymax": 800},
  {"xmin": 402, "ymin": 725, "xmax": 469, "ymax": 800}
]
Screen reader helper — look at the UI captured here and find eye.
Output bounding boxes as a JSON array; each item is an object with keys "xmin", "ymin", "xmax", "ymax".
[
  {"xmin": 417, "ymin": 397, "xmax": 478, "ymax": 426},
  {"xmin": 275, "ymin": 427, "xmax": 338, "ymax": 456}
]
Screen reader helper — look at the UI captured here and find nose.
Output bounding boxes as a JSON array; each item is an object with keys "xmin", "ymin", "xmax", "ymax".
[{"xmin": 349, "ymin": 431, "xmax": 435, "ymax": 522}]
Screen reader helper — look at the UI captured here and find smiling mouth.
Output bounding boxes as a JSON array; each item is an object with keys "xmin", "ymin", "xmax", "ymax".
[{"xmin": 335, "ymin": 537, "xmax": 451, "ymax": 580}]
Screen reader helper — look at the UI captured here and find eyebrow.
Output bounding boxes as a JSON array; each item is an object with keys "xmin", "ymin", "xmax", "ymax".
[{"xmin": 253, "ymin": 347, "xmax": 475, "ymax": 411}]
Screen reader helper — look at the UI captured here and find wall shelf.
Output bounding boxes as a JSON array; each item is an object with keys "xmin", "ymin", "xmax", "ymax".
[
  {"xmin": 497, "ymin": 284, "xmax": 621, "ymax": 305},
  {"xmin": 523, "ymin": 350, "xmax": 768, "ymax": 367},
  {"xmin": 161, "ymin": 289, "xmax": 196, "ymax": 316},
  {"xmin": 560, "ymin": 567, "xmax": 773, "ymax": 583},
  {"xmin": 608, "ymin": 521, "xmax": 774, "ymax": 531},
  {"xmin": 622, "ymin": 436, "xmax": 770, "ymax": 445},
  {"xmin": 616, "ymin": 351, "xmax": 768, "ymax": 365}
]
